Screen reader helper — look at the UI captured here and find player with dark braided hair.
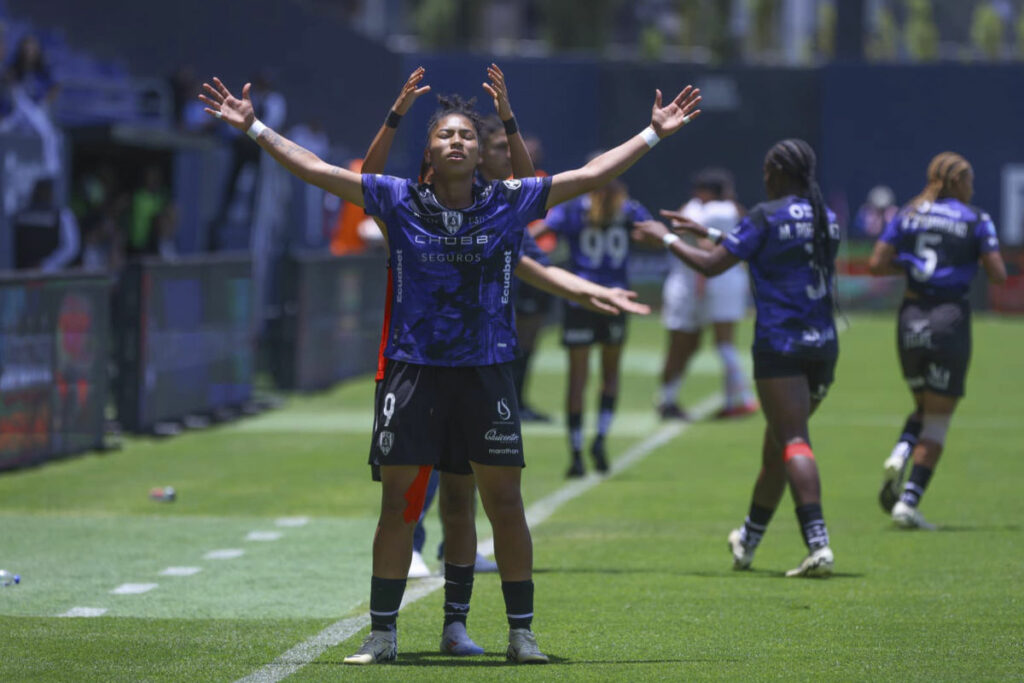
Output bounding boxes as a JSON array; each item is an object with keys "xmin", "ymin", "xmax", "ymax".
[
  {"xmin": 869, "ymin": 152, "xmax": 1006, "ymax": 529},
  {"xmin": 633, "ymin": 138, "xmax": 839, "ymax": 577}
]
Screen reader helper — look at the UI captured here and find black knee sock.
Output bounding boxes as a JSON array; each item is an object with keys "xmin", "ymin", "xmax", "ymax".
[
  {"xmin": 899, "ymin": 414, "xmax": 923, "ymax": 446},
  {"xmin": 369, "ymin": 576, "xmax": 407, "ymax": 632},
  {"xmin": 443, "ymin": 563, "xmax": 474, "ymax": 627},
  {"xmin": 502, "ymin": 580, "xmax": 534, "ymax": 630},
  {"xmin": 741, "ymin": 503, "xmax": 775, "ymax": 550},
  {"xmin": 568, "ymin": 412, "xmax": 583, "ymax": 458},
  {"xmin": 900, "ymin": 464, "xmax": 934, "ymax": 507},
  {"xmin": 795, "ymin": 503, "xmax": 830, "ymax": 551}
]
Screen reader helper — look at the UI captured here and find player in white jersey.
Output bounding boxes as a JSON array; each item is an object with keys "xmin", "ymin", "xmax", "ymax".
[{"xmin": 657, "ymin": 169, "xmax": 757, "ymax": 419}]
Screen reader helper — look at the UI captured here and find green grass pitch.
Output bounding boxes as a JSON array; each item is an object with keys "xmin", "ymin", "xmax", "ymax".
[{"xmin": 1, "ymin": 314, "xmax": 1022, "ymax": 681}]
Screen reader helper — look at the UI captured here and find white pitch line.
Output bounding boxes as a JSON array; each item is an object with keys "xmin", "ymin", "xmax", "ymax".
[
  {"xmin": 204, "ymin": 549, "xmax": 245, "ymax": 560},
  {"xmin": 246, "ymin": 531, "xmax": 283, "ymax": 542},
  {"xmin": 236, "ymin": 393, "xmax": 721, "ymax": 683},
  {"xmin": 160, "ymin": 566, "xmax": 202, "ymax": 577},
  {"xmin": 275, "ymin": 517, "xmax": 309, "ymax": 527},
  {"xmin": 58, "ymin": 606, "xmax": 108, "ymax": 618},
  {"xmin": 110, "ymin": 583, "xmax": 157, "ymax": 595}
]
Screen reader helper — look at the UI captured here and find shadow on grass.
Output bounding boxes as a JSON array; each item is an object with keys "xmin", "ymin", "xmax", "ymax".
[
  {"xmin": 935, "ymin": 524, "xmax": 1021, "ymax": 533},
  {"xmin": 315, "ymin": 652, "xmax": 732, "ymax": 667},
  {"xmin": 534, "ymin": 566, "xmax": 864, "ymax": 579}
]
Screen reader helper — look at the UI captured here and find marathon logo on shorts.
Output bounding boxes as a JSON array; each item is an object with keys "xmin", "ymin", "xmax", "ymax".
[
  {"xmin": 927, "ymin": 363, "xmax": 951, "ymax": 391},
  {"xmin": 442, "ymin": 210, "xmax": 463, "ymax": 234},
  {"xmin": 378, "ymin": 430, "xmax": 395, "ymax": 456}
]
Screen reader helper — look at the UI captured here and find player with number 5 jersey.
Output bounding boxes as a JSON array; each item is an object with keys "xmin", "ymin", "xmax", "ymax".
[{"xmin": 869, "ymin": 152, "xmax": 1006, "ymax": 529}]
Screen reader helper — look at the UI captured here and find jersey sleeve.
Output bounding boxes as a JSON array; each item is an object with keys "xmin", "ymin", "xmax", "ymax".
[
  {"xmin": 879, "ymin": 212, "xmax": 902, "ymax": 244},
  {"xmin": 361, "ymin": 174, "xmax": 407, "ymax": 219},
  {"xmin": 625, "ymin": 200, "xmax": 653, "ymax": 223},
  {"xmin": 975, "ymin": 212, "xmax": 1000, "ymax": 253},
  {"xmin": 502, "ymin": 176, "xmax": 552, "ymax": 224},
  {"xmin": 722, "ymin": 210, "xmax": 767, "ymax": 261}
]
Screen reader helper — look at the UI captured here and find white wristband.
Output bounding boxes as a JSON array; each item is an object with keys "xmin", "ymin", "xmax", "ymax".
[
  {"xmin": 706, "ymin": 227, "xmax": 723, "ymax": 244},
  {"xmin": 640, "ymin": 126, "xmax": 660, "ymax": 149},
  {"xmin": 662, "ymin": 233, "xmax": 680, "ymax": 248},
  {"xmin": 247, "ymin": 119, "xmax": 267, "ymax": 140}
]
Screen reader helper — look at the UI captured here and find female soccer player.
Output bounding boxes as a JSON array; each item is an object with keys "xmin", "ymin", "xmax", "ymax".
[
  {"xmin": 633, "ymin": 139, "xmax": 838, "ymax": 577},
  {"xmin": 201, "ymin": 72, "xmax": 700, "ymax": 663},
  {"xmin": 868, "ymin": 152, "xmax": 1006, "ymax": 529},
  {"xmin": 657, "ymin": 168, "xmax": 757, "ymax": 420},
  {"xmin": 533, "ymin": 173, "xmax": 651, "ymax": 477}
]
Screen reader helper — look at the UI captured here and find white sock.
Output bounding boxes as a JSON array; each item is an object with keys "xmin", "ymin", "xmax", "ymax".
[{"xmin": 717, "ymin": 342, "xmax": 751, "ymax": 407}]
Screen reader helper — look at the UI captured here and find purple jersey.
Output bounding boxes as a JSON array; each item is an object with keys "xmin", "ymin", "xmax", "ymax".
[
  {"xmin": 363, "ymin": 175, "xmax": 551, "ymax": 366},
  {"xmin": 544, "ymin": 195, "xmax": 652, "ymax": 289},
  {"xmin": 880, "ymin": 199, "xmax": 999, "ymax": 301},
  {"xmin": 723, "ymin": 196, "xmax": 840, "ymax": 357}
]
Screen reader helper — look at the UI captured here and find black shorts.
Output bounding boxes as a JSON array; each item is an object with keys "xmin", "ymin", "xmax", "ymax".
[
  {"xmin": 561, "ymin": 303, "xmax": 627, "ymax": 347},
  {"xmin": 368, "ymin": 360, "xmax": 525, "ymax": 476},
  {"xmin": 897, "ymin": 298, "xmax": 971, "ymax": 397},
  {"xmin": 753, "ymin": 350, "xmax": 837, "ymax": 402},
  {"xmin": 515, "ymin": 282, "xmax": 553, "ymax": 317}
]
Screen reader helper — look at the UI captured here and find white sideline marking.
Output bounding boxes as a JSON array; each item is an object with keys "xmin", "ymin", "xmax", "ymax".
[
  {"xmin": 236, "ymin": 393, "xmax": 721, "ymax": 683},
  {"xmin": 110, "ymin": 583, "xmax": 157, "ymax": 595},
  {"xmin": 160, "ymin": 566, "xmax": 202, "ymax": 577},
  {"xmin": 275, "ymin": 517, "xmax": 309, "ymax": 527},
  {"xmin": 204, "ymin": 549, "xmax": 245, "ymax": 560},
  {"xmin": 58, "ymin": 607, "xmax": 107, "ymax": 617},
  {"xmin": 246, "ymin": 531, "xmax": 283, "ymax": 542}
]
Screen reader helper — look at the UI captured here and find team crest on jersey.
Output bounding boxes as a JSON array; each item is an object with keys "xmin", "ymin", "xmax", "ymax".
[
  {"xmin": 502, "ymin": 179, "xmax": 522, "ymax": 190},
  {"xmin": 442, "ymin": 210, "xmax": 463, "ymax": 234},
  {"xmin": 378, "ymin": 430, "xmax": 395, "ymax": 456}
]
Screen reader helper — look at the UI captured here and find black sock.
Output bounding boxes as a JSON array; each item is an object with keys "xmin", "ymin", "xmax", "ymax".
[
  {"xmin": 742, "ymin": 503, "xmax": 775, "ymax": 549},
  {"xmin": 795, "ymin": 503, "xmax": 830, "ymax": 551},
  {"xmin": 502, "ymin": 580, "xmax": 534, "ymax": 630},
  {"xmin": 443, "ymin": 563, "xmax": 474, "ymax": 627},
  {"xmin": 900, "ymin": 414, "xmax": 923, "ymax": 447},
  {"xmin": 568, "ymin": 412, "xmax": 583, "ymax": 458},
  {"xmin": 369, "ymin": 576, "xmax": 407, "ymax": 632},
  {"xmin": 900, "ymin": 464, "xmax": 934, "ymax": 507},
  {"xmin": 597, "ymin": 393, "xmax": 616, "ymax": 439}
]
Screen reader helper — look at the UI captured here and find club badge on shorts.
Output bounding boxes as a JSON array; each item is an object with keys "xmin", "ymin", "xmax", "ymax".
[{"xmin": 378, "ymin": 430, "xmax": 395, "ymax": 456}]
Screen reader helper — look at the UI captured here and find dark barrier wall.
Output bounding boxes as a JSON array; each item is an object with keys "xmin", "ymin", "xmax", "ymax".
[
  {"xmin": 270, "ymin": 251, "xmax": 387, "ymax": 391},
  {"xmin": 116, "ymin": 255, "xmax": 254, "ymax": 432},
  {"xmin": 0, "ymin": 271, "xmax": 110, "ymax": 471}
]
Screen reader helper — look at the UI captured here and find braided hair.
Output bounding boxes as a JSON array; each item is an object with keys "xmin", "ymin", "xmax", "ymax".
[
  {"xmin": 425, "ymin": 94, "xmax": 484, "ymax": 141},
  {"xmin": 908, "ymin": 152, "xmax": 972, "ymax": 209},
  {"xmin": 764, "ymin": 138, "xmax": 834, "ymax": 304}
]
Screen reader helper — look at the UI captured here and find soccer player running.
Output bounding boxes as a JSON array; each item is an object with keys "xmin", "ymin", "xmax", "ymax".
[
  {"xmin": 634, "ymin": 139, "xmax": 839, "ymax": 577},
  {"xmin": 532, "ymin": 173, "xmax": 652, "ymax": 477},
  {"xmin": 201, "ymin": 72, "xmax": 700, "ymax": 663},
  {"xmin": 657, "ymin": 168, "xmax": 757, "ymax": 420},
  {"xmin": 868, "ymin": 152, "xmax": 1006, "ymax": 529}
]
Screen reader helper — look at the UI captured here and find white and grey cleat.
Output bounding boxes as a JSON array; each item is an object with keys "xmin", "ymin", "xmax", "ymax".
[
  {"xmin": 879, "ymin": 443, "xmax": 911, "ymax": 513},
  {"xmin": 440, "ymin": 622, "xmax": 484, "ymax": 656},
  {"xmin": 727, "ymin": 528, "xmax": 755, "ymax": 570},
  {"xmin": 343, "ymin": 630, "xmax": 397, "ymax": 665},
  {"xmin": 407, "ymin": 550, "xmax": 432, "ymax": 579},
  {"xmin": 892, "ymin": 501, "xmax": 936, "ymax": 530},
  {"xmin": 785, "ymin": 546, "xmax": 834, "ymax": 578},
  {"xmin": 506, "ymin": 628, "xmax": 549, "ymax": 664}
]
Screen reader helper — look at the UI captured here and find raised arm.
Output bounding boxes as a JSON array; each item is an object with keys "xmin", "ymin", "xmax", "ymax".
[
  {"xmin": 483, "ymin": 63, "xmax": 535, "ymax": 179},
  {"xmin": 514, "ymin": 256, "xmax": 650, "ymax": 316},
  {"xmin": 546, "ymin": 86, "xmax": 701, "ymax": 209},
  {"xmin": 632, "ymin": 214, "xmax": 739, "ymax": 277},
  {"xmin": 199, "ymin": 77, "xmax": 364, "ymax": 206},
  {"xmin": 363, "ymin": 67, "xmax": 431, "ymax": 174}
]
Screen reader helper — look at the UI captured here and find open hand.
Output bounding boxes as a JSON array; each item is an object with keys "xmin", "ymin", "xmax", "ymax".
[
  {"xmin": 392, "ymin": 66, "xmax": 431, "ymax": 116},
  {"xmin": 649, "ymin": 85, "xmax": 702, "ymax": 139},
  {"xmin": 482, "ymin": 63, "xmax": 513, "ymax": 120},
  {"xmin": 591, "ymin": 287, "xmax": 651, "ymax": 316},
  {"xmin": 631, "ymin": 219, "xmax": 671, "ymax": 247},
  {"xmin": 198, "ymin": 77, "xmax": 254, "ymax": 131},
  {"xmin": 658, "ymin": 209, "xmax": 708, "ymax": 238}
]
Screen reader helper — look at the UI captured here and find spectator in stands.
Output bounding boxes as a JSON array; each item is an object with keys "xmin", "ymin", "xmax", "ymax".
[
  {"xmin": 129, "ymin": 165, "xmax": 170, "ymax": 256},
  {"xmin": 13, "ymin": 177, "xmax": 80, "ymax": 272},
  {"xmin": 852, "ymin": 185, "xmax": 898, "ymax": 239}
]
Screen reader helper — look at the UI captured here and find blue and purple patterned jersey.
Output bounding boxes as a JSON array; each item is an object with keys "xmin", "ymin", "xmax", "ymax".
[
  {"xmin": 880, "ymin": 198, "xmax": 999, "ymax": 301},
  {"xmin": 363, "ymin": 174, "xmax": 551, "ymax": 366},
  {"xmin": 543, "ymin": 195, "xmax": 652, "ymax": 289},
  {"xmin": 723, "ymin": 196, "xmax": 840, "ymax": 357}
]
